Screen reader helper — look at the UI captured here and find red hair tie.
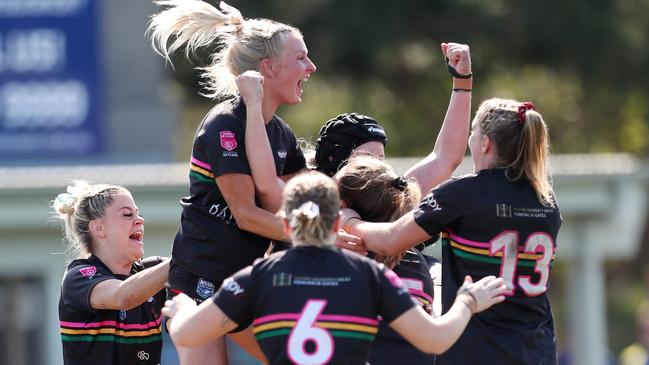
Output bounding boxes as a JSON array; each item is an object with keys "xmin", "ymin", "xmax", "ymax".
[{"xmin": 517, "ymin": 102, "xmax": 535, "ymax": 125}]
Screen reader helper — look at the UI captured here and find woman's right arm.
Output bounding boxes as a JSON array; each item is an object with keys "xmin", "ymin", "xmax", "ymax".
[
  {"xmin": 89, "ymin": 258, "xmax": 170, "ymax": 311},
  {"xmin": 237, "ymin": 71, "xmax": 284, "ymax": 212},
  {"xmin": 345, "ymin": 211, "xmax": 430, "ymax": 256}
]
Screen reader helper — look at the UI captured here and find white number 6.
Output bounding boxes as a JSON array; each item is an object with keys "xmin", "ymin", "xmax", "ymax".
[{"xmin": 287, "ymin": 300, "xmax": 333, "ymax": 365}]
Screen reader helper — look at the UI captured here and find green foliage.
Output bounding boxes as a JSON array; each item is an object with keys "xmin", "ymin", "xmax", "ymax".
[
  {"xmin": 620, "ymin": 91, "xmax": 649, "ymax": 154},
  {"xmin": 173, "ymin": 0, "xmax": 649, "ymax": 157}
]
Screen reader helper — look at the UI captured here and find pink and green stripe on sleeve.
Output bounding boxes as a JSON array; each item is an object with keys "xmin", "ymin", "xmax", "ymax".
[{"xmin": 189, "ymin": 156, "xmax": 215, "ymax": 184}]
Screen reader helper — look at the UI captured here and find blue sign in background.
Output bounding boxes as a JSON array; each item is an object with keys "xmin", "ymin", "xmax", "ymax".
[{"xmin": 0, "ymin": 0, "xmax": 101, "ymax": 159}]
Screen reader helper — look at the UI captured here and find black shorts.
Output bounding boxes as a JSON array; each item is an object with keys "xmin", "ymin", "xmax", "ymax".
[{"xmin": 167, "ymin": 264, "xmax": 225, "ymax": 303}]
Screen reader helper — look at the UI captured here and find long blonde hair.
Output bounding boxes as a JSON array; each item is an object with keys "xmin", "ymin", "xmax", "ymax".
[
  {"xmin": 147, "ymin": 0, "xmax": 301, "ymax": 99},
  {"xmin": 474, "ymin": 98, "xmax": 554, "ymax": 206}
]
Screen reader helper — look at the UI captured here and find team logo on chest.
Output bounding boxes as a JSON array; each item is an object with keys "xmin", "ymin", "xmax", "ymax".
[
  {"xmin": 196, "ymin": 278, "xmax": 215, "ymax": 299},
  {"xmin": 277, "ymin": 150, "xmax": 287, "ymax": 159},
  {"xmin": 220, "ymin": 131, "xmax": 238, "ymax": 151},
  {"xmin": 119, "ymin": 309, "xmax": 127, "ymax": 320}
]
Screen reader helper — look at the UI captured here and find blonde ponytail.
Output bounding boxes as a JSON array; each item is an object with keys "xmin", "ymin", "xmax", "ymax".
[
  {"xmin": 148, "ymin": 0, "xmax": 241, "ymax": 63},
  {"xmin": 147, "ymin": 0, "xmax": 301, "ymax": 99},
  {"xmin": 474, "ymin": 98, "xmax": 555, "ymax": 206},
  {"xmin": 281, "ymin": 172, "xmax": 340, "ymax": 247},
  {"xmin": 516, "ymin": 110, "xmax": 554, "ymax": 206}
]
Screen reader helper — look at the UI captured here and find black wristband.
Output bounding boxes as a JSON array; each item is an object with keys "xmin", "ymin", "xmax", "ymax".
[
  {"xmin": 446, "ymin": 57, "xmax": 472, "ymax": 79},
  {"xmin": 453, "ymin": 88, "xmax": 472, "ymax": 92}
]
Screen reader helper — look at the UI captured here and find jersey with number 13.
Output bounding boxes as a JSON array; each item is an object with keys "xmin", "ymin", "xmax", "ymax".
[{"xmin": 414, "ymin": 168, "xmax": 562, "ymax": 365}]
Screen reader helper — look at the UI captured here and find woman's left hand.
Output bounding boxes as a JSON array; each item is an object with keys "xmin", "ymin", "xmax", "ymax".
[
  {"xmin": 335, "ymin": 229, "xmax": 367, "ymax": 256},
  {"xmin": 162, "ymin": 293, "xmax": 196, "ymax": 319}
]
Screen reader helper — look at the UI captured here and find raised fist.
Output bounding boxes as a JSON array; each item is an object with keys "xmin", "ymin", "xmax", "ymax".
[
  {"xmin": 236, "ymin": 70, "xmax": 265, "ymax": 105},
  {"xmin": 441, "ymin": 42, "xmax": 471, "ymax": 78}
]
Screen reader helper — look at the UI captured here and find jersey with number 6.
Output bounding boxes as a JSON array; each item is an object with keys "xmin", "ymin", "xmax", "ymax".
[
  {"xmin": 212, "ymin": 246, "xmax": 415, "ymax": 365},
  {"xmin": 414, "ymin": 168, "xmax": 562, "ymax": 365}
]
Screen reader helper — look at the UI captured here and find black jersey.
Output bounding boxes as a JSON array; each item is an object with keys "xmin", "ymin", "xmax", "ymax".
[
  {"xmin": 414, "ymin": 168, "xmax": 562, "ymax": 365},
  {"xmin": 368, "ymin": 249, "xmax": 436, "ymax": 365},
  {"xmin": 213, "ymin": 246, "xmax": 416, "ymax": 365},
  {"xmin": 172, "ymin": 98, "xmax": 306, "ymax": 282},
  {"xmin": 59, "ymin": 255, "xmax": 165, "ymax": 365}
]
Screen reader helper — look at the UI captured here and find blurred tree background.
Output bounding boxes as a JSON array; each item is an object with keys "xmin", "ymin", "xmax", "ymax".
[
  {"xmin": 166, "ymin": 0, "xmax": 649, "ymax": 158},
  {"xmin": 158, "ymin": 0, "xmax": 649, "ymax": 357}
]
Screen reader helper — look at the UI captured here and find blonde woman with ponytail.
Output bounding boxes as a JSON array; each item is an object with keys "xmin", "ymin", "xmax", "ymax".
[
  {"xmin": 345, "ymin": 98, "xmax": 563, "ymax": 365},
  {"xmin": 52, "ymin": 180, "xmax": 170, "ymax": 365},
  {"xmin": 162, "ymin": 171, "xmax": 506, "ymax": 365},
  {"xmin": 147, "ymin": 1, "xmax": 315, "ymax": 363}
]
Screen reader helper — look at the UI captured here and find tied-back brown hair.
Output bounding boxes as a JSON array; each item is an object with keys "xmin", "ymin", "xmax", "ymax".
[
  {"xmin": 474, "ymin": 98, "xmax": 555, "ymax": 207},
  {"xmin": 335, "ymin": 156, "xmax": 421, "ymax": 268}
]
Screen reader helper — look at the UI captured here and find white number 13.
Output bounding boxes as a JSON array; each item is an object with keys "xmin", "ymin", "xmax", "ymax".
[{"xmin": 489, "ymin": 231, "xmax": 554, "ymax": 296}]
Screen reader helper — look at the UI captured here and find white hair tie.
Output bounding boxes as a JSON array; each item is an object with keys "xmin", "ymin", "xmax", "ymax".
[
  {"xmin": 53, "ymin": 192, "xmax": 77, "ymax": 214},
  {"xmin": 290, "ymin": 201, "xmax": 320, "ymax": 228},
  {"xmin": 299, "ymin": 201, "xmax": 320, "ymax": 219},
  {"xmin": 55, "ymin": 193, "xmax": 74, "ymax": 207}
]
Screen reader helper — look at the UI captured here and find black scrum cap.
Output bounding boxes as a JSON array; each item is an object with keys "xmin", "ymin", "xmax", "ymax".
[{"xmin": 315, "ymin": 113, "xmax": 387, "ymax": 177}]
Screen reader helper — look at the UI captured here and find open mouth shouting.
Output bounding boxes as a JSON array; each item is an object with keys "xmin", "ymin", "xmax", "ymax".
[
  {"xmin": 129, "ymin": 231, "xmax": 144, "ymax": 244},
  {"xmin": 298, "ymin": 76, "xmax": 310, "ymax": 96}
]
